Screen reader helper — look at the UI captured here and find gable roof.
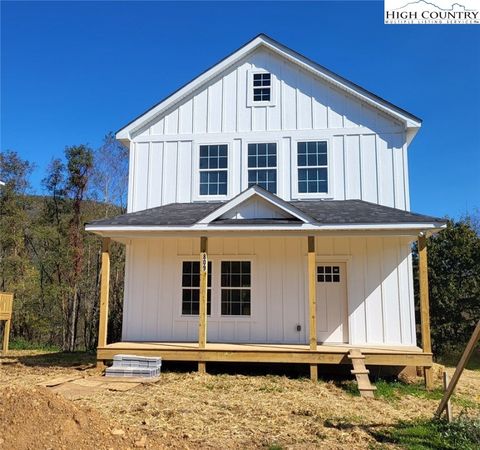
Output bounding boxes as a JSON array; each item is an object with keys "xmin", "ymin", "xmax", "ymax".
[{"xmin": 116, "ymin": 34, "xmax": 422, "ymax": 142}]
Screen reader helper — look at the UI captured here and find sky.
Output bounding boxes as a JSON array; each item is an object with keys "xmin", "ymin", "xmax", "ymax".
[{"xmin": 1, "ymin": 0, "xmax": 479, "ymax": 219}]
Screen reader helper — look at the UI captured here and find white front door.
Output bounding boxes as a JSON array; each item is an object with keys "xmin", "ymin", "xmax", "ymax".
[{"xmin": 316, "ymin": 262, "xmax": 348, "ymax": 343}]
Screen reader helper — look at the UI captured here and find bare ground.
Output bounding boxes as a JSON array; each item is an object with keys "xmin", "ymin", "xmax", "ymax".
[{"xmin": 0, "ymin": 350, "xmax": 479, "ymax": 449}]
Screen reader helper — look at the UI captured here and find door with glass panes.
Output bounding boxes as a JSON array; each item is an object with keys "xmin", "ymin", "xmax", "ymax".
[{"xmin": 316, "ymin": 263, "xmax": 348, "ymax": 343}]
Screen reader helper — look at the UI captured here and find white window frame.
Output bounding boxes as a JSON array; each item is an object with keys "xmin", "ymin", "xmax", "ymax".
[
  {"xmin": 242, "ymin": 139, "xmax": 280, "ymax": 194},
  {"xmin": 247, "ymin": 69, "xmax": 277, "ymax": 107},
  {"xmin": 192, "ymin": 141, "xmax": 230, "ymax": 201},
  {"xmin": 180, "ymin": 259, "xmax": 213, "ymax": 317},
  {"xmin": 220, "ymin": 260, "xmax": 253, "ymax": 317},
  {"xmin": 175, "ymin": 256, "xmax": 256, "ymax": 321},
  {"xmin": 291, "ymin": 137, "xmax": 333, "ymax": 200}
]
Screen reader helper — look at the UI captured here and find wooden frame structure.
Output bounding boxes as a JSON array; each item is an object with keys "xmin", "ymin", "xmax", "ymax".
[
  {"xmin": 0, "ymin": 292, "xmax": 13, "ymax": 354},
  {"xmin": 96, "ymin": 236, "xmax": 434, "ymax": 381}
]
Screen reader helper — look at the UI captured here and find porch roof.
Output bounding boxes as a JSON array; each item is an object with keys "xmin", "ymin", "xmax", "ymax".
[{"xmin": 85, "ymin": 193, "xmax": 446, "ymax": 235}]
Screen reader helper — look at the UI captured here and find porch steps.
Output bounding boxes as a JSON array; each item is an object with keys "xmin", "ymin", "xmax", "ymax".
[
  {"xmin": 348, "ymin": 349, "xmax": 376, "ymax": 398},
  {"xmin": 105, "ymin": 354, "xmax": 162, "ymax": 378}
]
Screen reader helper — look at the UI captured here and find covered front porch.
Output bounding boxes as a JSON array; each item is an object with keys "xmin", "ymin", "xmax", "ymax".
[{"xmin": 94, "ymin": 232, "xmax": 434, "ymax": 386}]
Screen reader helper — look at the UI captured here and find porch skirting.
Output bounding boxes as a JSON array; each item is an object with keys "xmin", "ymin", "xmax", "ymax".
[{"xmin": 97, "ymin": 341, "xmax": 432, "ymax": 367}]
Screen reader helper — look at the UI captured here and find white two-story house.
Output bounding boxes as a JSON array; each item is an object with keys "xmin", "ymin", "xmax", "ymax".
[{"xmin": 87, "ymin": 34, "xmax": 445, "ymax": 383}]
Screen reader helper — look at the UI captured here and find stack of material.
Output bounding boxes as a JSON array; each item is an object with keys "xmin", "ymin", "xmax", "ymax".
[{"xmin": 105, "ymin": 355, "xmax": 162, "ymax": 378}]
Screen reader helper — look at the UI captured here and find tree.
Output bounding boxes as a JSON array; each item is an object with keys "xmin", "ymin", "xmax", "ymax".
[{"xmin": 414, "ymin": 216, "xmax": 480, "ymax": 355}]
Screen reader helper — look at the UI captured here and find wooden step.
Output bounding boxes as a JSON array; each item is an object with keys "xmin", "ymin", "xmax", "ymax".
[{"xmin": 348, "ymin": 349, "xmax": 376, "ymax": 398}]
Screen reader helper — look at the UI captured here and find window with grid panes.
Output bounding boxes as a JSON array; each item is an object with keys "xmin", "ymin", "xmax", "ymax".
[
  {"xmin": 221, "ymin": 261, "xmax": 251, "ymax": 316},
  {"xmin": 297, "ymin": 141, "xmax": 328, "ymax": 193},
  {"xmin": 247, "ymin": 143, "xmax": 277, "ymax": 193},
  {"xmin": 253, "ymin": 73, "xmax": 271, "ymax": 102},
  {"xmin": 199, "ymin": 144, "xmax": 228, "ymax": 195},
  {"xmin": 317, "ymin": 266, "xmax": 340, "ymax": 283},
  {"xmin": 181, "ymin": 261, "xmax": 212, "ymax": 315}
]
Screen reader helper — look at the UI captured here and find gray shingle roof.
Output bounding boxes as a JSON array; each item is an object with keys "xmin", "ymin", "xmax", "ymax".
[{"xmin": 86, "ymin": 199, "xmax": 445, "ymax": 228}]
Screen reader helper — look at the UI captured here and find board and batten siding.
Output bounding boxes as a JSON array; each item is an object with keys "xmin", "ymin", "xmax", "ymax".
[
  {"xmin": 127, "ymin": 48, "xmax": 410, "ymax": 213},
  {"xmin": 122, "ymin": 236, "xmax": 416, "ymax": 346}
]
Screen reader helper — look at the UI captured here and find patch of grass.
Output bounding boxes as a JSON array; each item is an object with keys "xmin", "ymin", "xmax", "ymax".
[
  {"xmin": 9, "ymin": 338, "xmax": 61, "ymax": 352},
  {"xmin": 372, "ymin": 416, "xmax": 480, "ymax": 450},
  {"xmin": 374, "ymin": 380, "xmax": 443, "ymax": 402},
  {"xmin": 267, "ymin": 444, "xmax": 283, "ymax": 450}
]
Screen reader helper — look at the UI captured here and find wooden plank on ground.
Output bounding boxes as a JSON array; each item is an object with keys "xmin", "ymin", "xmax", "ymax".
[{"xmin": 37, "ymin": 375, "xmax": 83, "ymax": 387}]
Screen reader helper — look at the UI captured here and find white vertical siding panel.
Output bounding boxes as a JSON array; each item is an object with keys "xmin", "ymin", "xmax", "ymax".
[
  {"xmin": 332, "ymin": 135, "xmax": 345, "ymax": 200},
  {"xmin": 165, "ymin": 109, "xmax": 179, "ymax": 135},
  {"xmin": 237, "ymin": 62, "xmax": 252, "ymax": 132},
  {"xmin": 281, "ymin": 61, "xmax": 297, "ymax": 129},
  {"xmin": 284, "ymin": 238, "xmax": 302, "ymax": 343},
  {"xmin": 328, "ymin": 88, "xmax": 344, "ymax": 128},
  {"xmin": 207, "ymin": 78, "xmax": 223, "ymax": 133},
  {"xmin": 403, "ymin": 143, "xmax": 411, "ymax": 211},
  {"xmin": 232, "ymin": 138, "xmax": 242, "ymax": 194},
  {"xmin": 163, "ymin": 239, "xmax": 176, "ymax": 339},
  {"xmin": 296, "ymin": 70, "xmax": 313, "ymax": 130},
  {"xmin": 349, "ymin": 238, "xmax": 367, "ymax": 344},
  {"xmin": 345, "ymin": 135, "xmax": 361, "ymax": 199},
  {"xmin": 122, "ymin": 244, "xmax": 133, "ymax": 339},
  {"xmin": 280, "ymin": 137, "xmax": 291, "ymax": 200},
  {"xmin": 148, "ymin": 142, "xmax": 163, "ymax": 208},
  {"xmin": 377, "ymin": 134, "xmax": 395, "ymax": 207},
  {"xmin": 150, "ymin": 117, "xmax": 165, "ymax": 135},
  {"xmin": 406, "ymin": 250, "xmax": 417, "ymax": 346},
  {"xmin": 333, "ymin": 237, "xmax": 350, "ymax": 255},
  {"xmin": 162, "ymin": 142, "xmax": 178, "ymax": 204},
  {"xmin": 311, "ymin": 79, "xmax": 329, "ymax": 129},
  {"xmin": 178, "ymin": 99, "xmax": 193, "ymax": 134},
  {"xmin": 134, "ymin": 142, "xmax": 149, "ymax": 211},
  {"xmin": 364, "ymin": 237, "xmax": 384, "ymax": 343},
  {"xmin": 222, "ymin": 69, "xmax": 237, "ymax": 132},
  {"xmin": 267, "ymin": 239, "xmax": 284, "ymax": 342},
  {"xmin": 251, "ymin": 238, "xmax": 268, "ymax": 342},
  {"xmin": 397, "ymin": 239, "xmax": 414, "ymax": 345},
  {"xmin": 193, "ymin": 89, "xmax": 208, "ymax": 133},
  {"xmin": 360, "ymin": 134, "xmax": 378, "ymax": 203},
  {"xmin": 382, "ymin": 238, "xmax": 402, "ymax": 344},
  {"xmin": 252, "ymin": 107, "xmax": 267, "ymax": 131},
  {"xmin": 266, "ymin": 54, "xmax": 282, "ymax": 131},
  {"xmin": 176, "ymin": 141, "xmax": 192, "ymax": 202},
  {"xmin": 392, "ymin": 133, "xmax": 406, "ymax": 210},
  {"xmin": 344, "ymin": 97, "xmax": 363, "ymax": 128},
  {"xmin": 144, "ymin": 242, "xmax": 160, "ymax": 338}
]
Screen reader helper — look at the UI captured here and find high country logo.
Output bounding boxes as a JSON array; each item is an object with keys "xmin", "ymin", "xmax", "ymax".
[{"xmin": 384, "ymin": 0, "xmax": 479, "ymax": 24}]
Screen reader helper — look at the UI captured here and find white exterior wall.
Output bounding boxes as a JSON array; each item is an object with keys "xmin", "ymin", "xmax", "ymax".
[
  {"xmin": 122, "ymin": 236, "xmax": 416, "ymax": 347},
  {"xmin": 127, "ymin": 48, "xmax": 410, "ymax": 213}
]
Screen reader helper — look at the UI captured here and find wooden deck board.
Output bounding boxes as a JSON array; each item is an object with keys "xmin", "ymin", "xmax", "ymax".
[{"xmin": 97, "ymin": 342, "xmax": 432, "ymax": 367}]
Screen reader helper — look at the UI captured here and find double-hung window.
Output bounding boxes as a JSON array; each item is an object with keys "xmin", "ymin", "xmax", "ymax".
[
  {"xmin": 247, "ymin": 143, "xmax": 277, "ymax": 193},
  {"xmin": 297, "ymin": 141, "xmax": 328, "ymax": 194},
  {"xmin": 253, "ymin": 73, "xmax": 271, "ymax": 102},
  {"xmin": 221, "ymin": 261, "xmax": 251, "ymax": 316},
  {"xmin": 181, "ymin": 261, "xmax": 212, "ymax": 315},
  {"xmin": 199, "ymin": 144, "xmax": 228, "ymax": 196}
]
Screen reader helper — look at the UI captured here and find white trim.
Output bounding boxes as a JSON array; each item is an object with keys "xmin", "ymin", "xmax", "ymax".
[
  {"xmin": 198, "ymin": 185, "xmax": 313, "ymax": 224},
  {"xmin": 291, "ymin": 137, "xmax": 333, "ymax": 200},
  {"xmin": 246, "ymin": 69, "xmax": 277, "ymax": 107},
  {"xmin": 192, "ymin": 140, "xmax": 231, "ymax": 201},
  {"xmin": 86, "ymin": 222, "xmax": 446, "ymax": 234},
  {"xmin": 116, "ymin": 35, "xmax": 421, "ymax": 141}
]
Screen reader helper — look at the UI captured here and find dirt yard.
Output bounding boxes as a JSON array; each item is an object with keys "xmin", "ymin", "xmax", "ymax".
[{"xmin": 0, "ymin": 350, "xmax": 479, "ymax": 449}]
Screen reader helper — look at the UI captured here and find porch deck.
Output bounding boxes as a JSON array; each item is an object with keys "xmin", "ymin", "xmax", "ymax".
[{"xmin": 97, "ymin": 342, "xmax": 432, "ymax": 367}]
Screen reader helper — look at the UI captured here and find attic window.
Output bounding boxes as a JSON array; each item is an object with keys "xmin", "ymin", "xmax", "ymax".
[{"xmin": 253, "ymin": 73, "xmax": 271, "ymax": 102}]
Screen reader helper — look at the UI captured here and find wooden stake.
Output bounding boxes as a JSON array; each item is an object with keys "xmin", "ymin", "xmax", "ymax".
[
  {"xmin": 418, "ymin": 234, "xmax": 433, "ymax": 389},
  {"xmin": 443, "ymin": 372, "xmax": 452, "ymax": 422},
  {"xmin": 435, "ymin": 320, "xmax": 480, "ymax": 418},
  {"xmin": 198, "ymin": 237, "xmax": 208, "ymax": 351},
  {"xmin": 2, "ymin": 319, "xmax": 11, "ymax": 355},
  {"xmin": 308, "ymin": 236, "xmax": 317, "ymax": 381},
  {"xmin": 97, "ymin": 237, "xmax": 111, "ymax": 349}
]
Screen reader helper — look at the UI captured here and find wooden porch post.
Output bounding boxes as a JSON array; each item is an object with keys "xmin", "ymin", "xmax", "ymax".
[
  {"xmin": 198, "ymin": 236, "xmax": 208, "ymax": 373},
  {"xmin": 308, "ymin": 236, "xmax": 318, "ymax": 382},
  {"xmin": 97, "ymin": 237, "xmax": 111, "ymax": 365},
  {"xmin": 418, "ymin": 233, "xmax": 433, "ymax": 389}
]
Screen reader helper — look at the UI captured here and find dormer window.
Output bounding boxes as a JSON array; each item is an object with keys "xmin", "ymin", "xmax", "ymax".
[{"xmin": 253, "ymin": 73, "xmax": 271, "ymax": 102}]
